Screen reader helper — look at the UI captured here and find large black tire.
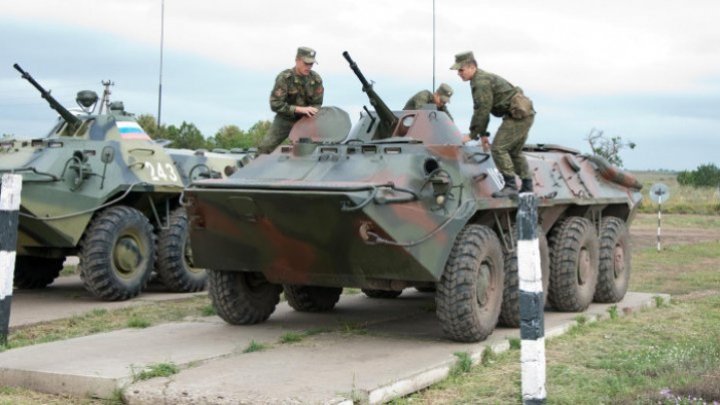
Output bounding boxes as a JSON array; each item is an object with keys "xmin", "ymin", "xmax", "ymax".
[
  {"xmin": 436, "ymin": 224, "xmax": 504, "ymax": 342},
  {"xmin": 209, "ymin": 270, "xmax": 282, "ymax": 324},
  {"xmin": 13, "ymin": 256, "xmax": 65, "ymax": 289},
  {"xmin": 361, "ymin": 288, "xmax": 403, "ymax": 299},
  {"xmin": 284, "ymin": 285, "xmax": 343, "ymax": 312},
  {"xmin": 78, "ymin": 206, "xmax": 155, "ymax": 301},
  {"xmin": 547, "ymin": 217, "xmax": 599, "ymax": 312},
  {"xmin": 155, "ymin": 207, "xmax": 207, "ymax": 292},
  {"xmin": 498, "ymin": 233, "xmax": 551, "ymax": 327},
  {"xmin": 594, "ymin": 217, "xmax": 631, "ymax": 303}
]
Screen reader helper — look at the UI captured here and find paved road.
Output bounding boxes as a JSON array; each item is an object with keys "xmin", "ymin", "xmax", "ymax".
[{"xmin": 0, "ymin": 289, "xmax": 664, "ymax": 404}]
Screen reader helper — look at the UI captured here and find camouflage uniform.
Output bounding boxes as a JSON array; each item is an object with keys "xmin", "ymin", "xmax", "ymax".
[
  {"xmin": 467, "ymin": 69, "xmax": 534, "ymax": 180},
  {"xmin": 258, "ymin": 48, "xmax": 324, "ymax": 154},
  {"xmin": 403, "ymin": 84, "xmax": 454, "ymax": 121}
]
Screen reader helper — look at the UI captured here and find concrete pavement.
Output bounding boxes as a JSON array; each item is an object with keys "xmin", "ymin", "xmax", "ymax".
[{"xmin": 0, "ymin": 290, "xmax": 666, "ymax": 404}]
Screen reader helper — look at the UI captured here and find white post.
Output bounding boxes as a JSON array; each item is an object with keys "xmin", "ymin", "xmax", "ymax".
[
  {"xmin": 0, "ymin": 174, "xmax": 22, "ymax": 346},
  {"xmin": 657, "ymin": 195, "xmax": 662, "ymax": 252},
  {"xmin": 517, "ymin": 193, "xmax": 546, "ymax": 404}
]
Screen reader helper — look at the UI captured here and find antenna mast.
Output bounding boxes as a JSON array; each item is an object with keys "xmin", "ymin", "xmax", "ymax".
[
  {"xmin": 432, "ymin": 0, "xmax": 436, "ymax": 91},
  {"xmin": 157, "ymin": 0, "xmax": 165, "ymax": 128}
]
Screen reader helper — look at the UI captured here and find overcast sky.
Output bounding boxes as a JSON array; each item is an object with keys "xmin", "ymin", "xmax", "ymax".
[{"xmin": 1, "ymin": 0, "xmax": 719, "ymax": 170}]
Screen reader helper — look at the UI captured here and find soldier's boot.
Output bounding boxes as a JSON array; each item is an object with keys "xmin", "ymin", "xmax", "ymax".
[
  {"xmin": 519, "ymin": 178, "xmax": 534, "ymax": 193},
  {"xmin": 492, "ymin": 175, "xmax": 518, "ymax": 198}
]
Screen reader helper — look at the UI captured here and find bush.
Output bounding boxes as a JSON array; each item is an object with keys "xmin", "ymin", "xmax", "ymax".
[{"xmin": 677, "ymin": 163, "xmax": 720, "ymax": 188}]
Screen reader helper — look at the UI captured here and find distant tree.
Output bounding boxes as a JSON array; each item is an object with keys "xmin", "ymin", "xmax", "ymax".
[
  {"xmin": 210, "ymin": 125, "xmax": 246, "ymax": 149},
  {"xmin": 244, "ymin": 120, "xmax": 271, "ymax": 148},
  {"xmin": 164, "ymin": 122, "xmax": 209, "ymax": 150},
  {"xmin": 677, "ymin": 163, "xmax": 720, "ymax": 187},
  {"xmin": 136, "ymin": 114, "xmax": 168, "ymax": 140},
  {"xmin": 585, "ymin": 128, "xmax": 636, "ymax": 168}
]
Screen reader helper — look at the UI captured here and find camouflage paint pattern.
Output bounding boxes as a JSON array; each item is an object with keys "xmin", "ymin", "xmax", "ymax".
[
  {"xmin": 186, "ymin": 106, "xmax": 643, "ymax": 290},
  {"xmin": 491, "ymin": 114, "xmax": 534, "ymax": 178},
  {"xmin": 259, "ymin": 68, "xmax": 324, "ymax": 154}
]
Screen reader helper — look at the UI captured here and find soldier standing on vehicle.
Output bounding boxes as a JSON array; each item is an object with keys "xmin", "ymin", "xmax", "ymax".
[
  {"xmin": 403, "ymin": 83, "xmax": 455, "ymax": 121},
  {"xmin": 258, "ymin": 47, "xmax": 324, "ymax": 154},
  {"xmin": 451, "ymin": 51, "xmax": 535, "ymax": 198}
]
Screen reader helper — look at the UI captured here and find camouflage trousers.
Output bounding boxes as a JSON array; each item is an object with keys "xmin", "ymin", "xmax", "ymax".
[
  {"xmin": 491, "ymin": 114, "xmax": 534, "ymax": 179},
  {"xmin": 258, "ymin": 114, "xmax": 297, "ymax": 154}
]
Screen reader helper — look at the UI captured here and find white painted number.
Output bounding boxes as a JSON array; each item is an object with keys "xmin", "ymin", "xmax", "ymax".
[{"xmin": 145, "ymin": 161, "xmax": 178, "ymax": 182}]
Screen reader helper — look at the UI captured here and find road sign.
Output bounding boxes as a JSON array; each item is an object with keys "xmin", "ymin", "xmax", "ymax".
[{"xmin": 649, "ymin": 183, "xmax": 670, "ymax": 204}]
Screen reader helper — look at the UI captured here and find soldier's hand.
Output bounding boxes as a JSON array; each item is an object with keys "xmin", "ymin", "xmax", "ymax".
[
  {"xmin": 296, "ymin": 106, "xmax": 319, "ymax": 117},
  {"xmin": 481, "ymin": 137, "xmax": 491, "ymax": 152},
  {"xmin": 461, "ymin": 134, "xmax": 472, "ymax": 143}
]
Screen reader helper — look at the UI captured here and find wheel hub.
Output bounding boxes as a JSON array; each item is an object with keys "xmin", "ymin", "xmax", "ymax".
[
  {"xmin": 613, "ymin": 244, "xmax": 625, "ymax": 278},
  {"xmin": 114, "ymin": 235, "xmax": 142, "ymax": 275},
  {"xmin": 476, "ymin": 263, "xmax": 491, "ymax": 306},
  {"xmin": 578, "ymin": 247, "xmax": 591, "ymax": 285}
]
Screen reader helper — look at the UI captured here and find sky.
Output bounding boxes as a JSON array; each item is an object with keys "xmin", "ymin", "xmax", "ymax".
[{"xmin": 1, "ymin": 0, "xmax": 719, "ymax": 170}]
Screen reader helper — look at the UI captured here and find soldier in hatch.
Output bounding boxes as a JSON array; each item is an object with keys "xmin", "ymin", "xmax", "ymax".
[
  {"xmin": 451, "ymin": 51, "xmax": 536, "ymax": 198},
  {"xmin": 258, "ymin": 47, "xmax": 324, "ymax": 154},
  {"xmin": 403, "ymin": 83, "xmax": 454, "ymax": 121}
]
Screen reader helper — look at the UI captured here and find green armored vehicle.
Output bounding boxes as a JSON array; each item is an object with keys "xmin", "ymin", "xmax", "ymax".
[
  {"xmin": 185, "ymin": 52, "xmax": 642, "ymax": 342},
  {"xmin": 1, "ymin": 64, "xmax": 251, "ymax": 301}
]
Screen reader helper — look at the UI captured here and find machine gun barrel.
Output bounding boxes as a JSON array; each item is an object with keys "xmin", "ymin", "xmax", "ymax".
[
  {"xmin": 342, "ymin": 52, "xmax": 398, "ymax": 137},
  {"xmin": 13, "ymin": 63, "xmax": 81, "ymax": 127}
]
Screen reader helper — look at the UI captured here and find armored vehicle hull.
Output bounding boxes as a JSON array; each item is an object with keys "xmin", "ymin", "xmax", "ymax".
[
  {"xmin": 186, "ymin": 54, "xmax": 642, "ymax": 341},
  {"xmin": 3, "ymin": 65, "xmax": 251, "ymax": 300}
]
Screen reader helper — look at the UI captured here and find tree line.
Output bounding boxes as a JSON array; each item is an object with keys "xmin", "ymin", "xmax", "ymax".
[
  {"xmin": 677, "ymin": 163, "xmax": 720, "ymax": 188},
  {"xmin": 136, "ymin": 114, "xmax": 270, "ymax": 150}
]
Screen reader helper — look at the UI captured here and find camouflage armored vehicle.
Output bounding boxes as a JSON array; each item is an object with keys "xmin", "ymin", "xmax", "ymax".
[
  {"xmin": 184, "ymin": 52, "xmax": 642, "ymax": 342},
  {"xmin": 1, "ymin": 65, "xmax": 251, "ymax": 301}
]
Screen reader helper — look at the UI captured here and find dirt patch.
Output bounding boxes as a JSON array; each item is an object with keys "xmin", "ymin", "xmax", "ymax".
[{"xmin": 630, "ymin": 226, "xmax": 720, "ymax": 251}]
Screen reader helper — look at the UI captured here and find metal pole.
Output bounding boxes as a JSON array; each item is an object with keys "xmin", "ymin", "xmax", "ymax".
[
  {"xmin": 432, "ymin": 0, "xmax": 436, "ymax": 91},
  {"xmin": 157, "ymin": 0, "xmax": 165, "ymax": 128},
  {"xmin": 0, "ymin": 174, "xmax": 22, "ymax": 346},
  {"xmin": 517, "ymin": 193, "xmax": 547, "ymax": 404},
  {"xmin": 657, "ymin": 196, "xmax": 662, "ymax": 252}
]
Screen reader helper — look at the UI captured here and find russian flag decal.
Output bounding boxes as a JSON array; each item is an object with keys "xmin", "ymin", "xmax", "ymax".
[{"xmin": 117, "ymin": 121, "xmax": 151, "ymax": 140}]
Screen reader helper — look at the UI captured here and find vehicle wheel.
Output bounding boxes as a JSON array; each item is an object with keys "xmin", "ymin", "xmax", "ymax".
[
  {"xmin": 436, "ymin": 224, "xmax": 504, "ymax": 342},
  {"xmin": 155, "ymin": 206, "xmax": 207, "ymax": 292},
  {"xmin": 547, "ymin": 217, "xmax": 599, "ymax": 312},
  {"xmin": 284, "ymin": 285, "xmax": 342, "ymax": 312},
  {"xmin": 209, "ymin": 270, "xmax": 282, "ymax": 324},
  {"xmin": 498, "ymin": 232, "xmax": 551, "ymax": 327},
  {"xmin": 13, "ymin": 256, "xmax": 65, "ymax": 289},
  {"xmin": 593, "ymin": 217, "xmax": 631, "ymax": 303},
  {"xmin": 415, "ymin": 286, "xmax": 436, "ymax": 293},
  {"xmin": 361, "ymin": 288, "xmax": 403, "ymax": 299},
  {"xmin": 78, "ymin": 206, "xmax": 155, "ymax": 301}
]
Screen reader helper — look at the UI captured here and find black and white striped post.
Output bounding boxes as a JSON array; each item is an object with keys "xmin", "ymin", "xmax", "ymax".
[
  {"xmin": 0, "ymin": 174, "xmax": 22, "ymax": 346},
  {"xmin": 517, "ymin": 193, "xmax": 546, "ymax": 404}
]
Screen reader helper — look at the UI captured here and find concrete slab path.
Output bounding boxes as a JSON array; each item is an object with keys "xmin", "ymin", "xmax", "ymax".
[{"xmin": 0, "ymin": 290, "xmax": 665, "ymax": 404}]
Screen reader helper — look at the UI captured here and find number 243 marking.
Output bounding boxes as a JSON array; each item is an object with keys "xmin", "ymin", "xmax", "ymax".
[{"xmin": 145, "ymin": 161, "xmax": 179, "ymax": 182}]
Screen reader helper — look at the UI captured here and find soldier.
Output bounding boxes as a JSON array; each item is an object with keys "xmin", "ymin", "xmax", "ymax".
[
  {"xmin": 451, "ymin": 51, "xmax": 535, "ymax": 198},
  {"xmin": 258, "ymin": 47, "xmax": 324, "ymax": 154},
  {"xmin": 403, "ymin": 83, "xmax": 454, "ymax": 121}
]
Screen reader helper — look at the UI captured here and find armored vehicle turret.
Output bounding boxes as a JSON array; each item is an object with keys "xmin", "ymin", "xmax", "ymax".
[
  {"xmin": 185, "ymin": 53, "xmax": 642, "ymax": 342},
  {"xmin": 1, "ymin": 64, "xmax": 252, "ymax": 300}
]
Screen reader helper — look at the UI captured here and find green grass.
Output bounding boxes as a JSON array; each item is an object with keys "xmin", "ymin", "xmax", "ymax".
[
  {"xmin": 132, "ymin": 362, "xmax": 179, "ymax": 382},
  {"xmin": 242, "ymin": 340, "xmax": 268, "ymax": 353},
  {"xmin": 2, "ymin": 296, "xmax": 212, "ymax": 352},
  {"xmin": 405, "ymin": 237, "xmax": 720, "ymax": 404}
]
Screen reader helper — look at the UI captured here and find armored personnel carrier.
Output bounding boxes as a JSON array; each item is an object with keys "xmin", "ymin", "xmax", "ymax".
[
  {"xmin": 1, "ymin": 64, "xmax": 251, "ymax": 300},
  {"xmin": 185, "ymin": 52, "xmax": 642, "ymax": 342}
]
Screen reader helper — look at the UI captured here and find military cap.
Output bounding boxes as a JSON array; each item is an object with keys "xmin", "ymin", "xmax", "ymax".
[
  {"xmin": 450, "ymin": 51, "xmax": 475, "ymax": 70},
  {"xmin": 435, "ymin": 83, "xmax": 454, "ymax": 103},
  {"xmin": 297, "ymin": 46, "xmax": 318, "ymax": 64}
]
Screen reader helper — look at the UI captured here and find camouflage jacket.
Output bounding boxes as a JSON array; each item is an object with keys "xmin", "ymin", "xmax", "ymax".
[
  {"xmin": 403, "ymin": 90, "xmax": 453, "ymax": 121},
  {"xmin": 469, "ymin": 69, "xmax": 517, "ymax": 138},
  {"xmin": 269, "ymin": 69, "xmax": 324, "ymax": 119}
]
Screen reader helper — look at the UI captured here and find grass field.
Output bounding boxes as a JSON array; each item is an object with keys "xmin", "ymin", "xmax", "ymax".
[{"xmin": 633, "ymin": 171, "xmax": 720, "ymax": 215}]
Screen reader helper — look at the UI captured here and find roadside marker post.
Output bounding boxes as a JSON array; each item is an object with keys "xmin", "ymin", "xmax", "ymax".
[
  {"xmin": 0, "ymin": 174, "xmax": 22, "ymax": 346},
  {"xmin": 517, "ymin": 193, "xmax": 547, "ymax": 404},
  {"xmin": 649, "ymin": 183, "xmax": 670, "ymax": 252}
]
